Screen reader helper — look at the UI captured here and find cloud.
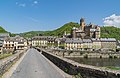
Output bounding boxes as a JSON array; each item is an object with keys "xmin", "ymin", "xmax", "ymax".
[
  {"xmin": 32, "ymin": 0, "xmax": 39, "ymax": 6},
  {"xmin": 33, "ymin": 1, "xmax": 38, "ymax": 4},
  {"xmin": 16, "ymin": 2, "xmax": 18, "ymax": 5},
  {"xmin": 16, "ymin": 1, "xmax": 39, "ymax": 7},
  {"xmin": 19, "ymin": 3, "xmax": 26, "ymax": 7},
  {"xmin": 16, "ymin": 2, "xmax": 26, "ymax": 7},
  {"xmin": 103, "ymin": 14, "xmax": 120, "ymax": 28},
  {"xmin": 28, "ymin": 17, "xmax": 39, "ymax": 23}
]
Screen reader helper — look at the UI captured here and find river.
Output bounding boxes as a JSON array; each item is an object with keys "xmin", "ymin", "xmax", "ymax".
[{"xmin": 67, "ymin": 57, "xmax": 120, "ymax": 67}]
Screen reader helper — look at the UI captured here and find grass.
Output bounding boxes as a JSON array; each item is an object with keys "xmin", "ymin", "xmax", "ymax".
[
  {"xmin": 0, "ymin": 54, "xmax": 12, "ymax": 60},
  {"xmin": 73, "ymin": 73, "xmax": 83, "ymax": 78},
  {"xmin": 106, "ymin": 66, "xmax": 120, "ymax": 70}
]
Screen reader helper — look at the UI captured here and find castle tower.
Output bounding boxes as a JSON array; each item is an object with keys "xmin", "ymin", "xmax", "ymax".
[
  {"xmin": 80, "ymin": 18, "xmax": 85, "ymax": 31},
  {"xmin": 95, "ymin": 26, "xmax": 101, "ymax": 38},
  {"xmin": 72, "ymin": 27, "xmax": 76, "ymax": 38},
  {"xmin": 63, "ymin": 31, "xmax": 67, "ymax": 38}
]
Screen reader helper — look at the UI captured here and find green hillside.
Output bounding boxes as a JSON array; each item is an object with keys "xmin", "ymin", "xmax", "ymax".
[
  {"xmin": 101, "ymin": 26, "xmax": 120, "ymax": 40},
  {"xmin": 44, "ymin": 22, "xmax": 80, "ymax": 37},
  {"xmin": 19, "ymin": 31, "xmax": 47, "ymax": 38},
  {"xmin": 19, "ymin": 23, "xmax": 120, "ymax": 40},
  {"xmin": 20, "ymin": 22, "xmax": 80, "ymax": 38},
  {"xmin": 0, "ymin": 26, "xmax": 7, "ymax": 33}
]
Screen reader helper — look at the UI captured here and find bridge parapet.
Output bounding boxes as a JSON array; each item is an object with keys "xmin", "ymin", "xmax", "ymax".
[
  {"xmin": 0, "ymin": 49, "xmax": 28, "ymax": 76},
  {"xmin": 36, "ymin": 48, "xmax": 120, "ymax": 78}
]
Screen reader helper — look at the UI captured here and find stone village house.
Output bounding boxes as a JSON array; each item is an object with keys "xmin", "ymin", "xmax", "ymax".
[
  {"xmin": 3, "ymin": 35, "xmax": 27, "ymax": 53},
  {"xmin": 65, "ymin": 38, "xmax": 117, "ymax": 51}
]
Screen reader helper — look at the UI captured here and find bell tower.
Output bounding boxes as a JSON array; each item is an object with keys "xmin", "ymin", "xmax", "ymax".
[{"xmin": 80, "ymin": 18, "xmax": 85, "ymax": 31}]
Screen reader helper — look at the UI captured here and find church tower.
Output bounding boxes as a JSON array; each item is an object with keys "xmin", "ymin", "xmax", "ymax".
[{"xmin": 80, "ymin": 18, "xmax": 85, "ymax": 31}]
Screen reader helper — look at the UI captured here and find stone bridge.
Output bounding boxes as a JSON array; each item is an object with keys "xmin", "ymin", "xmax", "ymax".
[{"xmin": 36, "ymin": 48, "xmax": 120, "ymax": 78}]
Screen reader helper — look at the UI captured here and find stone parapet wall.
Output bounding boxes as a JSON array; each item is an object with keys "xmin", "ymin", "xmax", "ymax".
[
  {"xmin": 0, "ymin": 49, "xmax": 28, "ymax": 76},
  {"xmin": 40, "ymin": 49, "xmax": 120, "ymax": 78}
]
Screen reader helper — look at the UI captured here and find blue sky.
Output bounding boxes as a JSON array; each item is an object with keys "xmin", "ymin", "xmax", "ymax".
[{"xmin": 0, "ymin": 0, "xmax": 119, "ymax": 33}]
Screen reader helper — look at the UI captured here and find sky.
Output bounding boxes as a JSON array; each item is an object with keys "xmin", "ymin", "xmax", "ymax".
[{"xmin": 0, "ymin": 0, "xmax": 120, "ymax": 33}]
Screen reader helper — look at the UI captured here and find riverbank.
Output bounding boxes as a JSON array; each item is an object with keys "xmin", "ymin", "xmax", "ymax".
[
  {"xmin": 47, "ymin": 49, "xmax": 120, "ymax": 71},
  {"xmin": 64, "ymin": 53, "xmax": 120, "ymax": 58},
  {"xmin": 67, "ymin": 57, "xmax": 120, "ymax": 68},
  {"xmin": 46, "ymin": 49, "xmax": 120, "ymax": 58}
]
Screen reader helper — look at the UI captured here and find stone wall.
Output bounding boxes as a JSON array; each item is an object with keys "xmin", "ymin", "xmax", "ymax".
[
  {"xmin": 39, "ymin": 49, "xmax": 120, "ymax": 78},
  {"xmin": 0, "ymin": 49, "xmax": 27, "ymax": 76},
  {"xmin": 47, "ymin": 49, "xmax": 120, "ymax": 58}
]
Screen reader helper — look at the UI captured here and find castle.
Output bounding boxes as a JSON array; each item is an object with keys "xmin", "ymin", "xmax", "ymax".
[{"xmin": 71, "ymin": 18, "xmax": 100, "ymax": 39}]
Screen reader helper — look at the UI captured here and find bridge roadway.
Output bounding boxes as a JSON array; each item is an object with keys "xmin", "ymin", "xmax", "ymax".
[{"xmin": 10, "ymin": 48, "xmax": 64, "ymax": 78}]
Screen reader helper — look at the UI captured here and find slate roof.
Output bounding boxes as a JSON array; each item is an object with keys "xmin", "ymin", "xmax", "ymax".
[
  {"xmin": 0, "ymin": 33, "xmax": 9, "ymax": 37},
  {"xmin": 65, "ymin": 38, "xmax": 83, "ymax": 43},
  {"xmin": 100, "ymin": 38, "xmax": 116, "ymax": 42},
  {"xmin": 83, "ymin": 39, "xmax": 92, "ymax": 43},
  {"xmin": 91, "ymin": 38, "xmax": 101, "ymax": 42},
  {"xmin": 32, "ymin": 36, "xmax": 56, "ymax": 41},
  {"xmin": 4, "ymin": 35, "xmax": 27, "ymax": 42}
]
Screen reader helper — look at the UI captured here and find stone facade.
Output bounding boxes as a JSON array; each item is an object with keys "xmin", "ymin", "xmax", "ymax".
[
  {"xmin": 32, "ymin": 36, "xmax": 56, "ymax": 48},
  {"xmin": 71, "ymin": 18, "xmax": 100, "ymax": 39},
  {"xmin": 3, "ymin": 35, "xmax": 27, "ymax": 52},
  {"xmin": 101, "ymin": 38, "xmax": 117, "ymax": 51},
  {"xmin": 0, "ymin": 40, "xmax": 3, "ymax": 54},
  {"xmin": 92, "ymin": 38, "xmax": 101, "ymax": 50},
  {"xmin": 65, "ymin": 38, "xmax": 117, "ymax": 51},
  {"xmin": 0, "ymin": 33, "xmax": 10, "ymax": 53},
  {"xmin": 3, "ymin": 38, "xmax": 15, "ymax": 51},
  {"xmin": 65, "ymin": 38, "xmax": 93, "ymax": 51}
]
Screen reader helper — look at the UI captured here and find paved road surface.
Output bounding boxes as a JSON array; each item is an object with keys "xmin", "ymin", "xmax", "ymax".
[{"xmin": 10, "ymin": 48, "xmax": 64, "ymax": 78}]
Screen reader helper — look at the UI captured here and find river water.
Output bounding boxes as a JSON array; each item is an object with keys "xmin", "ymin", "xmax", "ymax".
[{"xmin": 67, "ymin": 58, "xmax": 120, "ymax": 67}]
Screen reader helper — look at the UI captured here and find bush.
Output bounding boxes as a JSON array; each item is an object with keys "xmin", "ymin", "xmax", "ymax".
[
  {"xmin": 80, "ymin": 52, "xmax": 83, "ymax": 55},
  {"xmin": 100, "ymin": 55, "xmax": 102, "ymax": 58},
  {"xmin": 84, "ymin": 54, "xmax": 88, "ymax": 58},
  {"xmin": 109, "ymin": 55, "xmax": 113, "ymax": 59},
  {"xmin": 114, "ymin": 56, "xmax": 117, "ymax": 58},
  {"xmin": 74, "ymin": 73, "xmax": 83, "ymax": 78},
  {"xmin": 64, "ymin": 68, "xmax": 68, "ymax": 73}
]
